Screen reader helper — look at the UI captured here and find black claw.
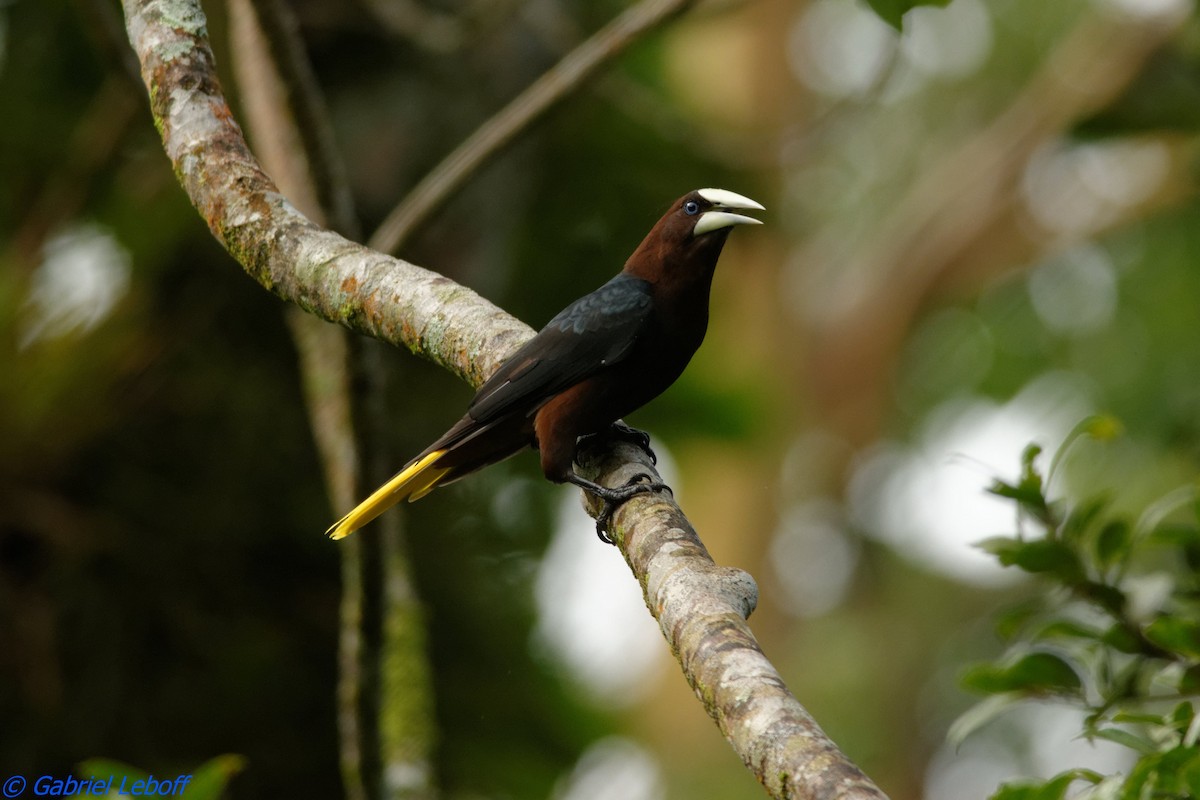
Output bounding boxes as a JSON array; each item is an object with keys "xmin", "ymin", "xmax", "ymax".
[
  {"xmin": 567, "ymin": 471, "xmax": 670, "ymax": 544},
  {"xmin": 608, "ymin": 421, "xmax": 657, "ymax": 465},
  {"xmin": 578, "ymin": 422, "xmax": 658, "ymax": 466}
]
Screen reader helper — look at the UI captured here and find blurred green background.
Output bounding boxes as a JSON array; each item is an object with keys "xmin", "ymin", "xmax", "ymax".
[{"xmin": 3, "ymin": 0, "xmax": 1200, "ymax": 797}]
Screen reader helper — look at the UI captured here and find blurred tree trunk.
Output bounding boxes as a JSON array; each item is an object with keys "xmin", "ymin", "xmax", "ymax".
[
  {"xmin": 226, "ymin": 1, "xmax": 437, "ymax": 797},
  {"xmin": 796, "ymin": 3, "xmax": 1188, "ymax": 450}
]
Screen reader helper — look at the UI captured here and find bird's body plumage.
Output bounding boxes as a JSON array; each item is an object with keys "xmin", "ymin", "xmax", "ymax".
[{"xmin": 327, "ymin": 188, "xmax": 762, "ymax": 540}]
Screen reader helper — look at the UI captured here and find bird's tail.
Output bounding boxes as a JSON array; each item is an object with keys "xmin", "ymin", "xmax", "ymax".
[{"xmin": 325, "ymin": 449, "xmax": 452, "ymax": 540}]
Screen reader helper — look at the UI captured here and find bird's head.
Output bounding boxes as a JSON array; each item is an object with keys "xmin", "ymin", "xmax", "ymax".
[
  {"xmin": 625, "ymin": 188, "xmax": 763, "ymax": 281},
  {"xmin": 684, "ymin": 188, "xmax": 765, "ymax": 237}
]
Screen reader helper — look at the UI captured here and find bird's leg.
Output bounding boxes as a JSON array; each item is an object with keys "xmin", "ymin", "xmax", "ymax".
[
  {"xmin": 564, "ymin": 471, "xmax": 671, "ymax": 543},
  {"xmin": 576, "ymin": 420, "xmax": 657, "ymax": 465}
]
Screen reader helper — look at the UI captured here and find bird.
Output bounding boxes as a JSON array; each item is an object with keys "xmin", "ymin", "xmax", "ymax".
[{"xmin": 326, "ymin": 188, "xmax": 763, "ymax": 542}]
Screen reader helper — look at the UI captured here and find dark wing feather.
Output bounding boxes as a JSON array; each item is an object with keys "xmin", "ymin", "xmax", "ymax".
[{"xmin": 466, "ymin": 274, "xmax": 654, "ymax": 424}]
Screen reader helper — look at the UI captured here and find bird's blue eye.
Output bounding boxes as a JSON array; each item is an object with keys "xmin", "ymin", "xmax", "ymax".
[{"xmin": 684, "ymin": 201, "xmax": 700, "ymax": 215}]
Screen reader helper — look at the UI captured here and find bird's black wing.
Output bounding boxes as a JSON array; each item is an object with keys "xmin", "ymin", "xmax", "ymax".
[{"xmin": 466, "ymin": 273, "xmax": 654, "ymax": 425}]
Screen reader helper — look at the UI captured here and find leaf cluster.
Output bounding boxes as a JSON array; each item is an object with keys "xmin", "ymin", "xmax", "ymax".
[
  {"xmin": 76, "ymin": 755, "xmax": 244, "ymax": 800},
  {"xmin": 955, "ymin": 417, "xmax": 1200, "ymax": 799}
]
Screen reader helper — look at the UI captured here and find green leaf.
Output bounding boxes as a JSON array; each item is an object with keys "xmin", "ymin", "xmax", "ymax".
[
  {"xmin": 1140, "ymin": 746, "xmax": 1200, "ymax": 794},
  {"xmin": 1032, "ymin": 619, "xmax": 1104, "ymax": 643},
  {"xmin": 962, "ymin": 652, "xmax": 1083, "ymax": 695},
  {"xmin": 1037, "ymin": 770, "xmax": 1097, "ymax": 799},
  {"xmin": 1092, "ymin": 726, "xmax": 1156, "ymax": 755},
  {"xmin": 1180, "ymin": 664, "xmax": 1200, "ymax": 694},
  {"xmin": 1183, "ymin": 750, "xmax": 1200, "ymax": 795},
  {"xmin": 861, "ymin": 0, "xmax": 951, "ymax": 30},
  {"xmin": 1101, "ymin": 658, "xmax": 1143, "ymax": 706},
  {"xmin": 1095, "ymin": 520, "xmax": 1131, "ymax": 567},
  {"xmin": 1080, "ymin": 582, "xmax": 1128, "ymax": 617},
  {"xmin": 1022, "ymin": 443, "xmax": 1045, "ymax": 471},
  {"xmin": 1120, "ymin": 746, "xmax": 1200, "ymax": 798},
  {"xmin": 988, "ymin": 448, "xmax": 1057, "ymax": 526},
  {"xmin": 74, "ymin": 756, "xmax": 245, "ymax": 800},
  {"xmin": 1101, "ymin": 624, "xmax": 1143, "ymax": 655},
  {"xmin": 1018, "ymin": 541, "xmax": 1080, "ymax": 578},
  {"xmin": 1110, "ymin": 711, "xmax": 1167, "ymax": 726},
  {"xmin": 987, "ymin": 770, "xmax": 1095, "ymax": 800},
  {"xmin": 1145, "ymin": 616, "xmax": 1200, "ymax": 659},
  {"xmin": 1061, "ymin": 496, "xmax": 1110, "ymax": 545},
  {"xmin": 977, "ymin": 537, "xmax": 1083, "ymax": 580},
  {"xmin": 989, "ymin": 785, "xmax": 1040, "ymax": 800},
  {"xmin": 989, "ymin": 784, "xmax": 1041, "ymax": 800},
  {"xmin": 988, "ymin": 480, "xmax": 1053, "ymax": 525},
  {"xmin": 180, "ymin": 754, "xmax": 247, "ymax": 800},
  {"xmin": 1170, "ymin": 700, "xmax": 1195, "ymax": 729},
  {"xmin": 1149, "ymin": 523, "xmax": 1200, "ymax": 547},
  {"xmin": 977, "ymin": 535, "xmax": 1023, "ymax": 558},
  {"xmin": 1079, "ymin": 415, "xmax": 1124, "ymax": 443}
]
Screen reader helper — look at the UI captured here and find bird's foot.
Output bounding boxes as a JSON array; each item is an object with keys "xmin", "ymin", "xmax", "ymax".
[
  {"xmin": 578, "ymin": 421, "xmax": 657, "ymax": 465},
  {"xmin": 566, "ymin": 472, "xmax": 670, "ymax": 544},
  {"xmin": 607, "ymin": 421, "xmax": 656, "ymax": 465}
]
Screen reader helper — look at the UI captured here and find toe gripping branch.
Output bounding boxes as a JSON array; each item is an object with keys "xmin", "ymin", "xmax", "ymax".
[{"xmin": 572, "ymin": 423, "xmax": 670, "ymax": 544}]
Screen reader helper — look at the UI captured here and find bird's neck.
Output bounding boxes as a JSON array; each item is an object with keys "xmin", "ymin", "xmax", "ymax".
[
  {"xmin": 623, "ymin": 240, "xmax": 724, "ymax": 350},
  {"xmin": 623, "ymin": 235, "xmax": 725, "ymax": 301}
]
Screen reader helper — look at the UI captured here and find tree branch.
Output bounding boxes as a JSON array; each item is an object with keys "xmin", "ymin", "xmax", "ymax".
[
  {"xmin": 122, "ymin": 1, "xmax": 889, "ymax": 796},
  {"xmin": 367, "ymin": 0, "xmax": 697, "ymax": 255},
  {"xmin": 577, "ymin": 441, "xmax": 888, "ymax": 800},
  {"xmin": 124, "ymin": 0, "xmax": 528, "ymax": 387}
]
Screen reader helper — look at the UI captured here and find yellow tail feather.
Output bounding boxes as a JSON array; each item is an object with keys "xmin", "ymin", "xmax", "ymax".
[
  {"xmin": 326, "ymin": 449, "xmax": 449, "ymax": 540},
  {"xmin": 406, "ymin": 466, "xmax": 452, "ymax": 502}
]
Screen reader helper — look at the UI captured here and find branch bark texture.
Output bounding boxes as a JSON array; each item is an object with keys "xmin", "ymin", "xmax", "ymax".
[
  {"xmin": 577, "ymin": 441, "xmax": 888, "ymax": 800},
  {"xmin": 124, "ymin": 0, "xmax": 529, "ymax": 388},
  {"xmin": 122, "ymin": 1, "xmax": 889, "ymax": 796}
]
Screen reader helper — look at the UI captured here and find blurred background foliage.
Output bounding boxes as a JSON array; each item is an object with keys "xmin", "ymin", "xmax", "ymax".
[{"xmin": 3, "ymin": 0, "xmax": 1200, "ymax": 798}]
